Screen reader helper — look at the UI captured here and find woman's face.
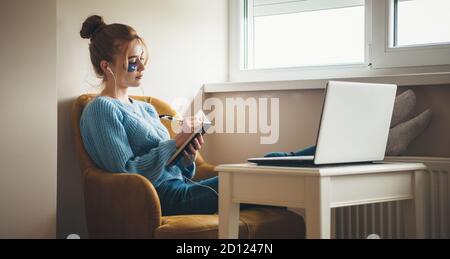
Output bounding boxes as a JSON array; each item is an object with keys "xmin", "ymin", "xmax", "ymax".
[{"xmin": 113, "ymin": 39, "xmax": 147, "ymax": 88}]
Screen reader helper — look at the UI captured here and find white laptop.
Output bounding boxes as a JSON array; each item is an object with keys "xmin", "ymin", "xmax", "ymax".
[{"xmin": 248, "ymin": 81, "xmax": 397, "ymax": 166}]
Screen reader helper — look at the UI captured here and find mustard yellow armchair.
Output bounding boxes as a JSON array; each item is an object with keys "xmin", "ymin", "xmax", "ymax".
[{"xmin": 72, "ymin": 94, "xmax": 305, "ymax": 239}]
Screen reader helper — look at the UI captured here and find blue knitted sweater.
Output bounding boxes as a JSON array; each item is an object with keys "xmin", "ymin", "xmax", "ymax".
[{"xmin": 80, "ymin": 96, "xmax": 195, "ymax": 188}]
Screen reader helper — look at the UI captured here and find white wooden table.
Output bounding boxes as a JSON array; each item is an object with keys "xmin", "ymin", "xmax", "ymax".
[{"xmin": 217, "ymin": 162, "xmax": 427, "ymax": 239}]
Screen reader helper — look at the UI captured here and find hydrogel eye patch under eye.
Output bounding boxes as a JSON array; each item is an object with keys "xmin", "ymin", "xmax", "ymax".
[{"xmin": 128, "ymin": 63, "xmax": 138, "ymax": 72}]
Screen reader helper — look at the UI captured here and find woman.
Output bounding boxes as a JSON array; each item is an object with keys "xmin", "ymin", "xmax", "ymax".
[{"xmin": 79, "ymin": 15, "xmax": 217, "ymax": 216}]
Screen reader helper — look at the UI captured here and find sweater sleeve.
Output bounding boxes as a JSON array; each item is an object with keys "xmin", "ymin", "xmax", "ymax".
[{"xmin": 81, "ymin": 99, "xmax": 177, "ymax": 183}]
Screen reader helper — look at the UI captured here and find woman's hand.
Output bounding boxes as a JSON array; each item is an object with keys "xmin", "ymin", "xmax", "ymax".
[
  {"xmin": 181, "ymin": 134, "xmax": 204, "ymax": 165},
  {"xmin": 174, "ymin": 116, "xmax": 205, "ymax": 165}
]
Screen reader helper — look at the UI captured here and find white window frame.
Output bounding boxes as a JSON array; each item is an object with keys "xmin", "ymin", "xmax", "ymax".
[
  {"xmin": 371, "ymin": 0, "xmax": 450, "ymax": 68},
  {"xmin": 229, "ymin": 0, "xmax": 450, "ymax": 82}
]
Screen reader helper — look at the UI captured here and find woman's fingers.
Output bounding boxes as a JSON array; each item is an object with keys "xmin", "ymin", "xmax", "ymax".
[
  {"xmin": 197, "ymin": 134, "xmax": 204, "ymax": 145},
  {"xmin": 191, "ymin": 135, "xmax": 204, "ymax": 149},
  {"xmin": 187, "ymin": 144, "xmax": 197, "ymax": 155},
  {"xmin": 183, "ymin": 150, "xmax": 190, "ymax": 160},
  {"xmin": 192, "ymin": 138, "xmax": 201, "ymax": 150}
]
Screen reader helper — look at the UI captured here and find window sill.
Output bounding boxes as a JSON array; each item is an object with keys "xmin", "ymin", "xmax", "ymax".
[{"xmin": 203, "ymin": 72, "xmax": 450, "ymax": 93}]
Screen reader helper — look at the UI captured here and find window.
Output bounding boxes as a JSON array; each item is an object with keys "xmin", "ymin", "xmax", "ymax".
[
  {"xmin": 250, "ymin": 0, "xmax": 365, "ymax": 69},
  {"xmin": 371, "ymin": 0, "xmax": 450, "ymax": 68},
  {"xmin": 229, "ymin": 0, "xmax": 450, "ymax": 82},
  {"xmin": 394, "ymin": 0, "xmax": 450, "ymax": 47}
]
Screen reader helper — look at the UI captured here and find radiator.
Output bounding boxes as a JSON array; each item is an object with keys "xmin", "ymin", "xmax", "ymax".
[{"xmin": 334, "ymin": 156, "xmax": 450, "ymax": 239}]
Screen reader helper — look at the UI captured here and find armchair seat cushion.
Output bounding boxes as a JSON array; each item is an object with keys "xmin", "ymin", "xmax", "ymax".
[{"xmin": 154, "ymin": 207, "xmax": 305, "ymax": 239}]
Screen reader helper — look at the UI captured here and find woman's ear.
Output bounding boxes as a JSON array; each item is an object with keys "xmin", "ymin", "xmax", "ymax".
[{"xmin": 100, "ymin": 60, "xmax": 110, "ymax": 74}]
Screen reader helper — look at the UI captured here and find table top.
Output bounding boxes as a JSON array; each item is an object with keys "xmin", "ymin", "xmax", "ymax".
[{"xmin": 216, "ymin": 162, "xmax": 427, "ymax": 177}]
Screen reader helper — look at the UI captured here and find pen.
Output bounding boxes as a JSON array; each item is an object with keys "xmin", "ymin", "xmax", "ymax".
[{"xmin": 159, "ymin": 114, "xmax": 184, "ymax": 125}]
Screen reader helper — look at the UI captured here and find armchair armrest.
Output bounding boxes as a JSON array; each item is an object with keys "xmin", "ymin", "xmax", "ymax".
[
  {"xmin": 84, "ymin": 167, "xmax": 162, "ymax": 239},
  {"xmin": 193, "ymin": 162, "xmax": 217, "ymax": 181}
]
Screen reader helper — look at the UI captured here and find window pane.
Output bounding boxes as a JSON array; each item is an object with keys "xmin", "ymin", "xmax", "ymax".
[
  {"xmin": 252, "ymin": 6, "xmax": 365, "ymax": 69},
  {"xmin": 396, "ymin": 0, "xmax": 450, "ymax": 47}
]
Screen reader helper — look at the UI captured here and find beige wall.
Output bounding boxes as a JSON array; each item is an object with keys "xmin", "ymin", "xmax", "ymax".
[
  {"xmin": 201, "ymin": 90, "xmax": 324, "ymax": 164},
  {"xmin": 57, "ymin": 0, "xmax": 228, "ymax": 238},
  {"xmin": 201, "ymin": 85, "xmax": 450, "ymax": 165},
  {"xmin": 0, "ymin": 0, "xmax": 57, "ymax": 238}
]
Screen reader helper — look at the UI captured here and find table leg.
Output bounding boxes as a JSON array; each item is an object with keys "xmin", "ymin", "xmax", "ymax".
[
  {"xmin": 405, "ymin": 170, "xmax": 425, "ymax": 239},
  {"xmin": 305, "ymin": 177, "xmax": 331, "ymax": 239},
  {"xmin": 219, "ymin": 172, "xmax": 240, "ymax": 239}
]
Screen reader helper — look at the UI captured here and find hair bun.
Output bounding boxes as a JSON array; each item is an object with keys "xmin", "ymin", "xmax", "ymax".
[{"xmin": 80, "ymin": 15, "xmax": 106, "ymax": 39}]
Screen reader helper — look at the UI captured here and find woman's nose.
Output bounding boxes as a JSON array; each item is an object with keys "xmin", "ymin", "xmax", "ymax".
[{"xmin": 138, "ymin": 59, "xmax": 146, "ymax": 72}]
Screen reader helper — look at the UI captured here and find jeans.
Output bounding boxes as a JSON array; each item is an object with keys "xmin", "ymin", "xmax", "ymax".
[
  {"xmin": 157, "ymin": 176, "xmax": 219, "ymax": 216},
  {"xmin": 157, "ymin": 176, "xmax": 265, "ymax": 216}
]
